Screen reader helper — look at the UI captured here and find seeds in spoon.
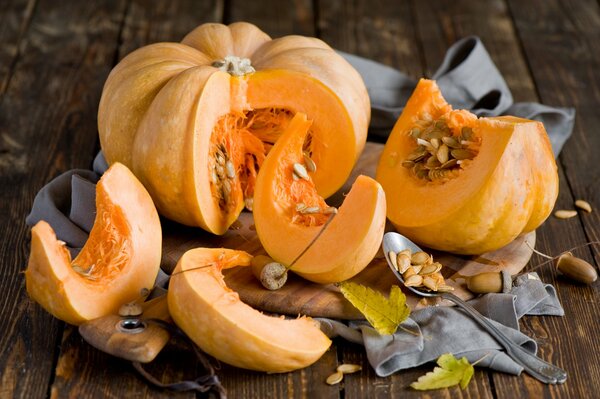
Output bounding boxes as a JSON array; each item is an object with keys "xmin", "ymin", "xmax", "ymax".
[
  {"xmin": 404, "ymin": 274, "xmax": 423, "ymax": 287},
  {"xmin": 411, "ymin": 251, "xmax": 430, "ymax": 265}
]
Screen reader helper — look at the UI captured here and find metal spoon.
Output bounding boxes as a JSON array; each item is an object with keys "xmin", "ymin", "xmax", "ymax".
[{"xmin": 383, "ymin": 232, "xmax": 567, "ymax": 385}]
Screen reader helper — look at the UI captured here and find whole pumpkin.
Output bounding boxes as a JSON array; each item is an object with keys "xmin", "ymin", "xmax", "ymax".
[
  {"xmin": 98, "ymin": 22, "xmax": 370, "ymax": 234},
  {"xmin": 376, "ymin": 79, "xmax": 559, "ymax": 254}
]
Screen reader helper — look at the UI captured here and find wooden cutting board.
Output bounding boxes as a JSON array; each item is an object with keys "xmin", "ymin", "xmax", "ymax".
[{"xmin": 161, "ymin": 142, "xmax": 535, "ymax": 320}]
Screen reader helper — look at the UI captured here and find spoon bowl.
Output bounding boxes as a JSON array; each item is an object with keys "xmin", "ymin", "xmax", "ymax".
[{"xmin": 382, "ymin": 231, "xmax": 567, "ymax": 384}]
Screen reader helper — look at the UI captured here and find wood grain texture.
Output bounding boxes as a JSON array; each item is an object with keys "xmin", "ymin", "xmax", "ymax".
[
  {"xmin": 227, "ymin": 0, "xmax": 315, "ymax": 37},
  {"xmin": 0, "ymin": 0, "xmax": 36, "ymax": 96},
  {"xmin": 0, "ymin": 0, "xmax": 128, "ymax": 398}
]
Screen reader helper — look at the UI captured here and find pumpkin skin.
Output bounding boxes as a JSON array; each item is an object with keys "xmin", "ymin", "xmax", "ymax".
[
  {"xmin": 25, "ymin": 163, "xmax": 162, "ymax": 325},
  {"xmin": 98, "ymin": 22, "xmax": 370, "ymax": 234},
  {"xmin": 376, "ymin": 79, "xmax": 559, "ymax": 254},
  {"xmin": 253, "ymin": 112, "xmax": 387, "ymax": 283},
  {"xmin": 167, "ymin": 247, "xmax": 331, "ymax": 373}
]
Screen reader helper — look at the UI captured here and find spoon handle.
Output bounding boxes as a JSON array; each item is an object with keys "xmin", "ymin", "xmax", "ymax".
[{"xmin": 441, "ymin": 292, "xmax": 567, "ymax": 384}]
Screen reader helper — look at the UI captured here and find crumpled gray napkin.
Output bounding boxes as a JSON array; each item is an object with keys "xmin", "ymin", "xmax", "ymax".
[
  {"xmin": 319, "ymin": 273, "xmax": 564, "ymax": 377},
  {"xmin": 340, "ymin": 36, "xmax": 575, "ymax": 155},
  {"xmin": 26, "ymin": 36, "xmax": 568, "ymax": 377}
]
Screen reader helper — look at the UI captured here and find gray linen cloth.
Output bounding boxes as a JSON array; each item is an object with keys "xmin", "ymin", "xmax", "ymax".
[{"xmin": 26, "ymin": 37, "xmax": 569, "ymax": 377}]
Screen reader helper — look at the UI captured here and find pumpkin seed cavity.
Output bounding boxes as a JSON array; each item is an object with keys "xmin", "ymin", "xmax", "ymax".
[
  {"xmin": 209, "ymin": 108, "xmax": 315, "ymax": 214},
  {"xmin": 403, "ymin": 119, "xmax": 480, "ymax": 182}
]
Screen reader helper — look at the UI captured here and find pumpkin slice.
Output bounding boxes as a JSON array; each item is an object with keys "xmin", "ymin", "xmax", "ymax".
[
  {"xmin": 98, "ymin": 22, "xmax": 370, "ymax": 234},
  {"xmin": 25, "ymin": 163, "xmax": 162, "ymax": 325},
  {"xmin": 376, "ymin": 79, "xmax": 558, "ymax": 254},
  {"xmin": 167, "ymin": 248, "xmax": 331, "ymax": 373},
  {"xmin": 253, "ymin": 113, "xmax": 386, "ymax": 284}
]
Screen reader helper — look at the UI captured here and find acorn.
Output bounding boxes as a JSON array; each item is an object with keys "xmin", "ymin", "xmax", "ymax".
[
  {"xmin": 251, "ymin": 255, "xmax": 288, "ymax": 290},
  {"xmin": 466, "ymin": 272, "xmax": 503, "ymax": 294},
  {"xmin": 556, "ymin": 252, "xmax": 598, "ymax": 284}
]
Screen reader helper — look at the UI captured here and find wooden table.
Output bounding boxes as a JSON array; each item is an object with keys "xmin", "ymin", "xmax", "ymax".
[{"xmin": 2, "ymin": 0, "xmax": 599, "ymax": 397}]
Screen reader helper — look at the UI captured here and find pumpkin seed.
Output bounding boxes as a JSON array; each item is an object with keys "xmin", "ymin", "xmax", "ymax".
[
  {"xmin": 326, "ymin": 371, "xmax": 344, "ymax": 385},
  {"xmin": 417, "ymin": 138, "xmax": 432, "ymax": 149},
  {"xmin": 216, "ymin": 165, "xmax": 226, "ymax": 179},
  {"xmin": 430, "ymin": 138, "xmax": 440, "ymax": 149},
  {"xmin": 403, "ymin": 267, "xmax": 416, "ymax": 279},
  {"xmin": 441, "ymin": 136, "xmax": 461, "ymax": 148},
  {"xmin": 410, "ymin": 128, "xmax": 421, "ymax": 138},
  {"xmin": 450, "ymin": 148, "xmax": 476, "ymax": 160},
  {"xmin": 404, "ymin": 274, "xmax": 423, "ymax": 287},
  {"xmin": 302, "ymin": 206, "xmax": 321, "ymax": 214},
  {"xmin": 436, "ymin": 144, "xmax": 449, "ymax": 164},
  {"xmin": 407, "ymin": 149, "xmax": 427, "ymax": 162},
  {"xmin": 293, "ymin": 163, "xmax": 309, "ymax": 180},
  {"xmin": 226, "ymin": 160, "xmax": 236, "ymax": 178},
  {"xmin": 575, "ymin": 199, "xmax": 592, "ymax": 213},
  {"xmin": 245, "ymin": 197, "xmax": 254, "ymax": 211},
  {"xmin": 397, "ymin": 253, "xmax": 412, "ymax": 274},
  {"xmin": 420, "ymin": 262, "xmax": 442, "ymax": 275},
  {"xmin": 402, "ymin": 160, "xmax": 415, "ymax": 168},
  {"xmin": 211, "ymin": 169, "xmax": 218, "ymax": 184},
  {"xmin": 216, "ymin": 153, "xmax": 225, "ymax": 165},
  {"xmin": 554, "ymin": 210, "xmax": 577, "ymax": 219},
  {"xmin": 303, "ymin": 152, "xmax": 317, "ymax": 173},
  {"xmin": 437, "ymin": 284, "xmax": 455, "ymax": 292},
  {"xmin": 324, "ymin": 206, "xmax": 338, "ymax": 214},
  {"xmin": 337, "ymin": 364, "xmax": 362, "ymax": 374},
  {"xmin": 425, "ymin": 156, "xmax": 441, "ymax": 169},
  {"xmin": 422, "ymin": 276, "xmax": 438, "ymax": 291},
  {"xmin": 461, "ymin": 126, "xmax": 474, "ymax": 140},
  {"xmin": 441, "ymin": 159, "xmax": 458, "ymax": 169},
  {"xmin": 411, "ymin": 265, "xmax": 423, "ymax": 274},
  {"xmin": 411, "ymin": 251, "xmax": 430, "ymax": 265},
  {"xmin": 388, "ymin": 251, "xmax": 398, "ymax": 270}
]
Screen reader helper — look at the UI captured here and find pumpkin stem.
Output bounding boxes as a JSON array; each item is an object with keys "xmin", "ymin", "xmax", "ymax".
[{"xmin": 212, "ymin": 55, "xmax": 255, "ymax": 76}]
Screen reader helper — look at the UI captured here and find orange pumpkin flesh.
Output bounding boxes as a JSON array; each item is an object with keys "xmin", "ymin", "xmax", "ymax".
[
  {"xmin": 253, "ymin": 113, "xmax": 387, "ymax": 284},
  {"xmin": 167, "ymin": 248, "xmax": 331, "ymax": 373},
  {"xmin": 99, "ymin": 22, "xmax": 369, "ymax": 234},
  {"xmin": 376, "ymin": 79, "xmax": 558, "ymax": 254},
  {"xmin": 25, "ymin": 163, "xmax": 162, "ymax": 325}
]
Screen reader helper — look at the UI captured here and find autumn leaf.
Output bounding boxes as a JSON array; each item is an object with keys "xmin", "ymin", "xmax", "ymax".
[
  {"xmin": 410, "ymin": 353, "xmax": 475, "ymax": 390},
  {"xmin": 338, "ymin": 282, "xmax": 410, "ymax": 335}
]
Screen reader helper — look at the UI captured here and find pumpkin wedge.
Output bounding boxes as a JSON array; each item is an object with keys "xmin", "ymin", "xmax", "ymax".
[
  {"xmin": 167, "ymin": 248, "xmax": 331, "ymax": 373},
  {"xmin": 253, "ymin": 113, "xmax": 386, "ymax": 284},
  {"xmin": 376, "ymin": 79, "xmax": 558, "ymax": 254},
  {"xmin": 25, "ymin": 163, "xmax": 162, "ymax": 325},
  {"xmin": 98, "ymin": 22, "xmax": 370, "ymax": 234}
]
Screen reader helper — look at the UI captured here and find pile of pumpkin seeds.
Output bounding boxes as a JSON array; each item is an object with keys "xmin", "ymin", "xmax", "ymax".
[
  {"xmin": 402, "ymin": 118, "xmax": 480, "ymax": 182},
  {"xmin": 388, "ymin": 249, "xmax": 454, "ymax": 292},
  {"xmin": 212, "ymin": 144, "xmax": 236, "ymax": 208},
  {"xmin": 292, "ymin": 152, "xmax": 338, "ymax": 216}
]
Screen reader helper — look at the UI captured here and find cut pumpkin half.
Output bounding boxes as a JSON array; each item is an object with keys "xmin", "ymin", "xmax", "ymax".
[
  {"xmin": 98, "ymin": 22, "xmax": 370, "ymax": 234},
  {"xmin": 167, "ymin": 248, "xmax": 331, "ymax": 373},
  {"xmin": 25, "ymin": 163, "xmax": 162, "ymax": 325},
  {"xmin": 253, "ymin": 113, "xmax": 387, "ymax": 284},
  {"xmin": 376, "ymin": 79, "xmax": 558, "ymax": 254}
]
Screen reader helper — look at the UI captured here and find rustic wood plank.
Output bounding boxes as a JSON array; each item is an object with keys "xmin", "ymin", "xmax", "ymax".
[
  {"xmin": 0, "ymin": 0, "xmax": 129, "ymax": 398},
  {"xmin": 0, "ymin": 0, "xmax": 36, "ymax": 95},
  {"xmin": 117, "ymin": 0, "xmax": 224, "ymax": 60},
  {"xmin": 317, "ymin": 0, "xmax": 423, "ymax": 79},
  {"xmin": 227, "ymin": 0, "xmax": 315, "ymax": 37},
  {"xmin": 46, "ymin": 1, "xmax": 224, "ymax": 398}
]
